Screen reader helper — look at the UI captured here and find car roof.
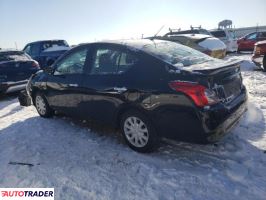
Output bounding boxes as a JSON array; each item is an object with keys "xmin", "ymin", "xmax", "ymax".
[
  {"xmin": 26, "ymin": 40, "xmax": 66, "ymax": 45},
  {"xmin": 77, "ymin": 39, "xmax": 177, "ymax": 51}
]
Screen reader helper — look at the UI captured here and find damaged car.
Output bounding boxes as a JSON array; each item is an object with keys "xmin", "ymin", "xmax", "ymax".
[{"xmin": 19, "ymin": 40, "xmax": 247, "ymax": 152}]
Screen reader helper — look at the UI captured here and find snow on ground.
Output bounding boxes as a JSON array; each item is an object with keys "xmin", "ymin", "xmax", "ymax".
[{"xmin": 0, "ymin": 54, "xmax": 266, "ymax": 200}]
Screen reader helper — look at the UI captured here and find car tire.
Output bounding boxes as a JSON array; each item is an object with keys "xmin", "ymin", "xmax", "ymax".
[
  {"xmin": 263, "ymin": 55, "xmax": 266, "ymax": 72},
  {"xmin": 34, "ymin": 92, "xmax": 54, "ymax": 118},
  {"xmin": 120, "ymin": 110, "xmax": 159, "ymax": 153}
]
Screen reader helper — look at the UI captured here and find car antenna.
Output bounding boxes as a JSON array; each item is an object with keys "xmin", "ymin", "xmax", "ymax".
[{"xmin": 153, "ymin": 25, "xmax": 165, "ymax": 38}]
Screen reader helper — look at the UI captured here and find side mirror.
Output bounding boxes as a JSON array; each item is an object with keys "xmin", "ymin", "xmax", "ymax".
[{"xmin": 43, "ymin": 65, "xmax": 54, "ymax": 74}]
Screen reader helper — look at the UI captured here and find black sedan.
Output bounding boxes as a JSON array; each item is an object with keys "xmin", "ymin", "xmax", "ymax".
[
  {"xmin": 0, "ymin": 50, "xmax": 40, "ymax": 94},
  {"xmin": 19, "ymin": 40, "xmax": 247, "ymax": 152}
]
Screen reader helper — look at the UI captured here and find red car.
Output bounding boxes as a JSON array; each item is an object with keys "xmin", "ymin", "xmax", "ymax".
[
  {"xmin": 252, "ymin": 40, "xmax": 266, "ymax": 71},
  {"xmin": 237, "ymin": 31, "xmax": 266, "ymax": 52}
]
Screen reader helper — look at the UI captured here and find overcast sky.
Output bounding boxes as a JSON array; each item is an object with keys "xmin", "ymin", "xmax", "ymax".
[{"xmin": 0, "ymin": 0, "xmax": 265, "ymax": 49}]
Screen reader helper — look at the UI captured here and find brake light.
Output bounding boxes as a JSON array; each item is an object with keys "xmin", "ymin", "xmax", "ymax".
[
  {"xmin": 168, "ymin": 81, "xmax": 219, "ymax": 107},
  {"xmin": 32, "ymin": 60, "xmax": 40, "ymax": 69}
]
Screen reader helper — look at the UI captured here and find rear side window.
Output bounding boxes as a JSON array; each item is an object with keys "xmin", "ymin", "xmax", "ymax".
[
  {"xmin": 211, "ymin": 31, "xmax": 226, "ymax": 38},
  {"xmin": 141, "ymin": 40, "xmax": 213, "ymax": 67},
  {"xmin": 90, "ymin": 48, "xmax": 138, "ymax": 75}
]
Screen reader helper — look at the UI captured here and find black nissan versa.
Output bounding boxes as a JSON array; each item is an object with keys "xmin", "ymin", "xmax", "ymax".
[{"xmin": 19, "ymin": 39, "xmax": 247, "ymax": 152}]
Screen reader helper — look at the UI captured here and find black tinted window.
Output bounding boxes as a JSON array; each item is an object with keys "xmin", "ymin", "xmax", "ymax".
[
  {"xmin": 118, "ymin": 52, "xmax": 138, "ymax": 74},
  {"xmin": 211, "ymin": 31, "xmax": 226, "ymax": 38},
  {"xmin": 90, "ymin": 48, "xmax": 138, "ymax": 75},
  {"xmin": 54, "ymin": 49, "xmax": 87, "ymax": 75}
]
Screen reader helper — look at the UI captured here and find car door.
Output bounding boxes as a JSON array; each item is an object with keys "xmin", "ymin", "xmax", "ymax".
[
  {"xmin": 80, "ymin": 44, "xmax": 140, "ymax": 124},
  {"xmin": 45, "ymin": 46, "xmax": 89, "ymax": 116},
  {"xmin": 242, "ymin": 33, "xmax": 258, "ymax": 50}
]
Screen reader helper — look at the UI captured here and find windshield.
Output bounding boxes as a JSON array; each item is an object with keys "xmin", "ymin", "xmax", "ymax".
[
  {"xmin": 42, "ymin": 40, "xmax": 69, "ymax": 51},
  {"xmin": 0, "ymin": 52, "xmax": 30, "ymax": 62},
  {"xmin": 141, "ymin": 40, "xmax": 214, "ymax": 67}
]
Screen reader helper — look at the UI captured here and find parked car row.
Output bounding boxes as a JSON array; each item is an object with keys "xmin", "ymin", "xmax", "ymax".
[{"xmin": 166, "ymin": 27, "xmax": 266, "ymax": 54}]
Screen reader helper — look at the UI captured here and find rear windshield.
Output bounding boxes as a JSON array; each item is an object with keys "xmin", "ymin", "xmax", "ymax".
[
  {"xmin": 0, "ymin": 52, "xmax": 30, "ymax": 62},
  {"xmin": 141, "ymin": 40, "xmax": 214, "ymax": 67},
  {"xmin": 211, "ymin": 31, "xmax": 226, "ymax": 38}
]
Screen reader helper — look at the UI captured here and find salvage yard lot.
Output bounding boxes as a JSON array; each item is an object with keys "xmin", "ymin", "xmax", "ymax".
[{"xmin": 0, "ymin": 54, "xmax": 266, "ymax": 200}]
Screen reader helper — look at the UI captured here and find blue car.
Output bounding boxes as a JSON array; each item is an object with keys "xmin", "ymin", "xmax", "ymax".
[
  {"xmin": 23, "ymin": 40, "xmax": 70, "ymax": 68},
  {"xmin": 0, "ymin": 50, "xmax": 40, "ymax": 94}
]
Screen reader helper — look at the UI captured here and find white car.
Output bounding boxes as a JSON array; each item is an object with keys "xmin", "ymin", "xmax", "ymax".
[{"xmin": 210, "ymin": 29, "xmax": 238, "ymax": 52}]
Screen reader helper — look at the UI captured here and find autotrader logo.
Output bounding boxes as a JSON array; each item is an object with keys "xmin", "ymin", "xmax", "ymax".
[{"xmin": 0, "ymin": 188, "xmax": 54, "ymax": 199}]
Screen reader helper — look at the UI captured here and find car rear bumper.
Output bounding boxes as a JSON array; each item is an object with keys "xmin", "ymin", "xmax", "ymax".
[
  {"xmin": 252, "ymin": 55, "xmax": 263, "ymax": 66},
  {"xmin": 205, "ymin": 97, "xmax": 247, "ymax": 142},
  {"xmin": 0, "ymin": 80, "xmax": 28, "ymax": 93},
  {"xmin": 201, "ymin": 88, "xmax": 247, "ymax": 143},
  {"xmin": 154, "ymin": 87, "xmax": 247, "ymax": 144}
]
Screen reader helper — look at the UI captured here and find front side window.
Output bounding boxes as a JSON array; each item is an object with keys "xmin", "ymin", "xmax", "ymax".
[
  {"xmin": 90, "ymin": 48, "xmax": 138, "ymax": 75},
  {"xmin": 54, "ymin": 49, "xmax": 87, "ymax": 75}
]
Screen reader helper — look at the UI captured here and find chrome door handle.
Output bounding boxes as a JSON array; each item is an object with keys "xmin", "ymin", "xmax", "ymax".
[
  {"xmin": 113, "ymin": 87, "xmax": 127, "ymax": 92},
  {"xmin": 68, "ymin": 83, "xmax": 78, "ymax": 87}
]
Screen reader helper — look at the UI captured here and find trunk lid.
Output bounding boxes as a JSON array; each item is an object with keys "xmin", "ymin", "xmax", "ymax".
[{"xmin": 185, "ymin": 59, "xmax": 243, "ymax": 104}]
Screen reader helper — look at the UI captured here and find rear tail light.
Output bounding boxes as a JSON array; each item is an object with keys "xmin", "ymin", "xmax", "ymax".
[
  {"xmin": 168, "ymin": 81, "xmax": 219, "ymax": 107},
  {"xmin": 32, "ymin": 61, "xmax": 40, "ymax": 69}
]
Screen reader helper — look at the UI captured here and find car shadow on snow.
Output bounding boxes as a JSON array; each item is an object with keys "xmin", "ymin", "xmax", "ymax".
[{"xmin": 0, "ymin": 101, "xmax": 265, "ymax": 163}]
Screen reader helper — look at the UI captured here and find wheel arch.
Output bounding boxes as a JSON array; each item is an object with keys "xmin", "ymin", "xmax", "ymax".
[{"xmin": 115, "ymin": 104, "xmax": 152, "ymax": 129}]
